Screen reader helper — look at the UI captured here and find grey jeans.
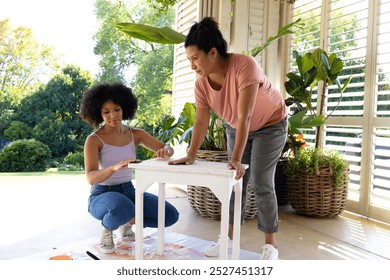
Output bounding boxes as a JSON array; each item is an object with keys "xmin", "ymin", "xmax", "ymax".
[{"xmin": 225, "ymin": 118, "xmax": 287, "ymax": 233}]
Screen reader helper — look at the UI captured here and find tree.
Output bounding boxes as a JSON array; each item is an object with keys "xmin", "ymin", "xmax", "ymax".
[
  {"xmin": 3, "ymin": 120, "xmax": 32, "ymax": 141},
  {"xmin": 0, "ymin": 19, "xmax": 59, "ymax": 113},
  {"xmin": 93, "ymin": 0, "xmax": 139, "ymax": 82},
  {"xmin": 93, "ymin": 0, "xmax": 175, "ymax": 128},
  {"xmin": 145, "ymin": 0, "xmax": 177, "ymax": 15},
  {"xmin": 15, "ymin": 65, "xmax": 93, "ymax": 158},
  {"xmin": 132, "ymin": 38, "xmax": 173, "ymax": 127}
]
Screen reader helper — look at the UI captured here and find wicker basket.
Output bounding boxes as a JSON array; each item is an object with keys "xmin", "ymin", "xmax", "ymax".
[
  {"xmin": 288, "ymin": 166, "xmax": 349, "ymax": 217},
  {"xmin": 187, "ymin": 150, "xmax": 258, "ymax": 220}
]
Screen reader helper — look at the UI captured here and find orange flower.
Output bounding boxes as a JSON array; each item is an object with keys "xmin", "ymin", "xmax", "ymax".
[{"xmin": 297, "ymin": 134, "xmax": 309, "ymax": 149}]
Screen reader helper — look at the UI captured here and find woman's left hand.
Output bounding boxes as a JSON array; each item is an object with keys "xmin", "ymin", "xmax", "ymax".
[{"xmin": 228, "ymin": 160, "xmax": 246, "ymax": 180}]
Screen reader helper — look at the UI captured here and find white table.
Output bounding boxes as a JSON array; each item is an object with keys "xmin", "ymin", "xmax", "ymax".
[{"xmin": 128, "ymin": 158, "xmax": 247, "ymax": 260}]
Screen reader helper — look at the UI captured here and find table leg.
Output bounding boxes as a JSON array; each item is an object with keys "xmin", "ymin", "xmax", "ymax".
[
  {"xmin": 134, "ymin": 176, "xmax": 153, "ymax": 260},
  {"xmin": 135, "ymin": 186, "xmax": 144, "ymax": 260},
  {"xmin": 157, "ymin": 182, "xmax": 165, "ymax": 255},
  {"xmin": 232, "ymin": 181, "xmax": 242, "ymax": 260},
  {"xmin": 218, "ymin": 191, "xmax": 229, "ymax": 260}
]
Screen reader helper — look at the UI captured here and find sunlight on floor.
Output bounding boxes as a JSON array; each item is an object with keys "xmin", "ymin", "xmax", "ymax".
[{"xmin": 318, "ymin": 242, "xmax": 375, "ymax": 260}]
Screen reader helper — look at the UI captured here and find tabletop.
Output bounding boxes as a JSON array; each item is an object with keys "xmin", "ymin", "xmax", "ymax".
[{"xmin": 128, "ymin": 158, "xmax": 248, "ymax": 175}]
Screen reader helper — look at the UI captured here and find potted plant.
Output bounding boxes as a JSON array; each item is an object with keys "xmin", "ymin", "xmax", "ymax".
[
  {"xmin": 155, "ymin": 102, "xmax": 245, "ymax": 219},
  {"xmin": 283, "ymin": 48, "xmax": 352, "ymax": 217},
  {"xmin": 284, "ymin": 147, "xmax": 349, "ymax": 217}
]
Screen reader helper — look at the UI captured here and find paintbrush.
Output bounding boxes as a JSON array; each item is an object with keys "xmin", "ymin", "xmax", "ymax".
[{"xmin": 86, "ymin": 251, "xmax": 100, "ymax": 260}]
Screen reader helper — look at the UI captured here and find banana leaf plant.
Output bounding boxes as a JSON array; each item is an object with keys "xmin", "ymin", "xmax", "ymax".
[
  {"xmin": 116, "ymin": 22, "xmax": 185, "ymax": 44},
  {"xmin": 284, "ymin": 48, "xmax": 352, "ymax": 152}
]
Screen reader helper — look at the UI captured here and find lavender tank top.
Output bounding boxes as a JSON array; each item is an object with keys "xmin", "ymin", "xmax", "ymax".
[{"xmin": 93, "ymin": 130, "xmax": 136, "ymax": 185}]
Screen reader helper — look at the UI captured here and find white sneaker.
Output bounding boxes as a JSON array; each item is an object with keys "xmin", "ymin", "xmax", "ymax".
[
  {"xmin": 204, "ymin": 236, "xmax": 233, "ymax": 257},
  {"xmin": 99, "ymin": 227, "xmax": 115, "ymax": 254},
  {"xmin": 260, "ymin": 244, "xmax": 278, "ymax": 260},
  {"xmin": 119, "ymin": 223, "xmax": 135, "ymax": 242}
]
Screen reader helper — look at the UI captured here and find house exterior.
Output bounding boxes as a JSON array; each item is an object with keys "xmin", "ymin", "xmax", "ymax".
[{"xmin": 169, "ymin": 0, "xmax": 390, "ymax": 225}]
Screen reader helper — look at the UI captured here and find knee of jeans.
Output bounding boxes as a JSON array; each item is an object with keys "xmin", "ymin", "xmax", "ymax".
[
  {"xmin": 121, "ymin": 206, "xmax": 135, "ymax": 221},
  {"xmin": 105, "ymin": 207, "xmax": 134, "ymax": 229},
  {"xmin": 165, "ymin": 207, "xmax": 179, "ymax": 227}
]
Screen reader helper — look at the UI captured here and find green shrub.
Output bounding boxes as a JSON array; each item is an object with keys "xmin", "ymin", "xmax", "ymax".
[
  {"xmin": 63, "ymin": 151, "xmax": 84, "ymax": 166},
  {"xmin": 60, "ymin": 151, "xmax": 84, "ymax": 171},
  {"xmin": 0, "ymin": 139, "xmax": 51, "ymax": 172},
  {"xmin": 285, "ymin": 147, "xmax": 349, "ymax": 190}
]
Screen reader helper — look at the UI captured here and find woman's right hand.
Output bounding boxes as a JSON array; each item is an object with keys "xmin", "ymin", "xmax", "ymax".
[
  {"xmin": 228, "ymin": 159, "xmax": 246, "ymax": 180},
  {"xmin": 113, "ymin": 159, "xmax": 133, "ymax": 171},
  {"xmin": 168, "ymin": 154, "xmax": 196, "ymax": 165}
]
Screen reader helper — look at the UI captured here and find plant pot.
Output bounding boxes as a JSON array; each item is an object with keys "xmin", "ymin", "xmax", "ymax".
[
  {"xmin": 187, "ymin": 150, "xmax": 257, "ymax": 220},
  {"xmin": 287, "ymin": 166, "xmax": 349, "ymax": 217}
]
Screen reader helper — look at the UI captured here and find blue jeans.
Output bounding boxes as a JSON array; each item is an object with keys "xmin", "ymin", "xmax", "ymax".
[
  {"xmin": 225, "ymin": 118, "xmax": 287, "ymax": 233},
  {"xmin": 88, "ymin": 181, "xmax": 179, "ymax": 230}
]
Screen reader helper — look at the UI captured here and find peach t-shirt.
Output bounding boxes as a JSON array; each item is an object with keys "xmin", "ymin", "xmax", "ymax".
[{"xmin": 194, "ymin": 53, "xmax": 287, "ymax": 132}]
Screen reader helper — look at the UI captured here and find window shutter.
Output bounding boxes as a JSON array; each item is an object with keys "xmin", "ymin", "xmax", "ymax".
[
  {"xmin": 172, "ymin": 0, "xmax": 198, "ymax": 116},
  {"xmin": 248, "ymin": 0, "xmax": 265, "ymax": 65},
  {"xmin": 376, "ymin": 0, "xmax": 390, "ymax": 118}
]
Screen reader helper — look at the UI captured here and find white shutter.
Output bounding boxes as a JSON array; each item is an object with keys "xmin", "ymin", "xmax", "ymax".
[
  {"xmin": 376, "ymin": 0, "xmax": 390, "ymax": 118},
  {"xmin": 370, "ymin": 1, "xmax": 390, "ymax": 213},
  {"xmin": 248, "ymin": 0, "xmax": 265, "ymax": 65},
  {"xmin": 172, "ymin": 0, "xmax": 198, "ymax": 117}
]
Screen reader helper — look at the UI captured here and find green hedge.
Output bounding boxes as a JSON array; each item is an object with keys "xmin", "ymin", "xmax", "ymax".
[{"xmin": 0, "ymin": 139, "xmax": 51, "ymax": 172}]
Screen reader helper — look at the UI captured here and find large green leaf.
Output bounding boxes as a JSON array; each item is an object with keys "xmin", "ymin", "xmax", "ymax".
[
  {"xmin": 330, "ymin": 57, "xmax": 344, "ymax": 75},
  {"xmin": 321, "ymin": 52, "xmax": 331, "ymax": 71},
  {"xmin": 299, "ymin": 53, "xmax": 314, "ymax": 76},
  {"xmin": 310, "ymin": 50, "xmax": 329, "ymax": 81},
  {"xmin": 288, "ymin": 111, "xmax": 326, "ymax": 134},
  {"xmin": 181, "ymin": 102, "xmax": 196, "ymax": 125},
  {"xmin": 302, "ymin": 68, "xmax": 317, "ymax": 88},
  {"xmin": 116, "ymin": 22, "xmax": 185, "ymax": 44}
]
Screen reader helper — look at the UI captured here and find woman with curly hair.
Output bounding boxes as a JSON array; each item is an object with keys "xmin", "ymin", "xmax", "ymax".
[{"xmin": 79, "ymin": 82, "xmax": 179, "ymax": 254}]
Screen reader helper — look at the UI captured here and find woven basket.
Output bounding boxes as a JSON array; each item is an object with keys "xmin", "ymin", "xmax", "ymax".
[
  {"xmin": 187, "ymin": 150, "xmax": 258, "ymax": 220},
  {"xmin": 288, "ymin": 166, "xmax": 349, "ymax": 217}
]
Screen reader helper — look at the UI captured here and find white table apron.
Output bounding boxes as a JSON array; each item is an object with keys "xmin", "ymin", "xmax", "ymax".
[{"xmin": 128, "ymin": 158, "xmax": 247, "ymax": 260}]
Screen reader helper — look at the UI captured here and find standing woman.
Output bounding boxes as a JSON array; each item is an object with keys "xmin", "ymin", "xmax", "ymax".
[
  {"xmin": 169, "ymin": 17, "xmax": 287, "ymax": 260},
  {"xmin": 79, "ymin": 83, "xmax": 179, "ymax": 254}
]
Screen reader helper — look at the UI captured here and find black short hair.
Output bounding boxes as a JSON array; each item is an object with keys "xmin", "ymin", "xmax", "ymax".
[
  {"xmin": 79, "ymin": 83, "xmax": 138, "ymax": 128},
  {"xmin": 184, "ymin": 17, "xmax": 228, "ymax": 59}
]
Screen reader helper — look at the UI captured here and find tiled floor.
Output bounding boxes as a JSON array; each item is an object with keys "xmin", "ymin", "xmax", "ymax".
[
  {"xmin": 167, "ymin": 186, "xmax": 390, "ymax": 260},
  {"xmin": 1, "ymin": 174, "xmax": 389, "ymax": 260}
]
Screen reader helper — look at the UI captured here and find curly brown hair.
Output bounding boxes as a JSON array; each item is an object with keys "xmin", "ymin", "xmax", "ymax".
[{"xmin": 79, "ymin": 83, "xmax": 138, "ymax": 128}]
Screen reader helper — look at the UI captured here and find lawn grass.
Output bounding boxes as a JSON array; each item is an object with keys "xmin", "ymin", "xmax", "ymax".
[
  {"xmin": 0, "ymin": 170, "xmax": 86, "ymax": 186},
  {"xmin": 0, "ymin": 170, "xmax": 85, "ymax": 177}
]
